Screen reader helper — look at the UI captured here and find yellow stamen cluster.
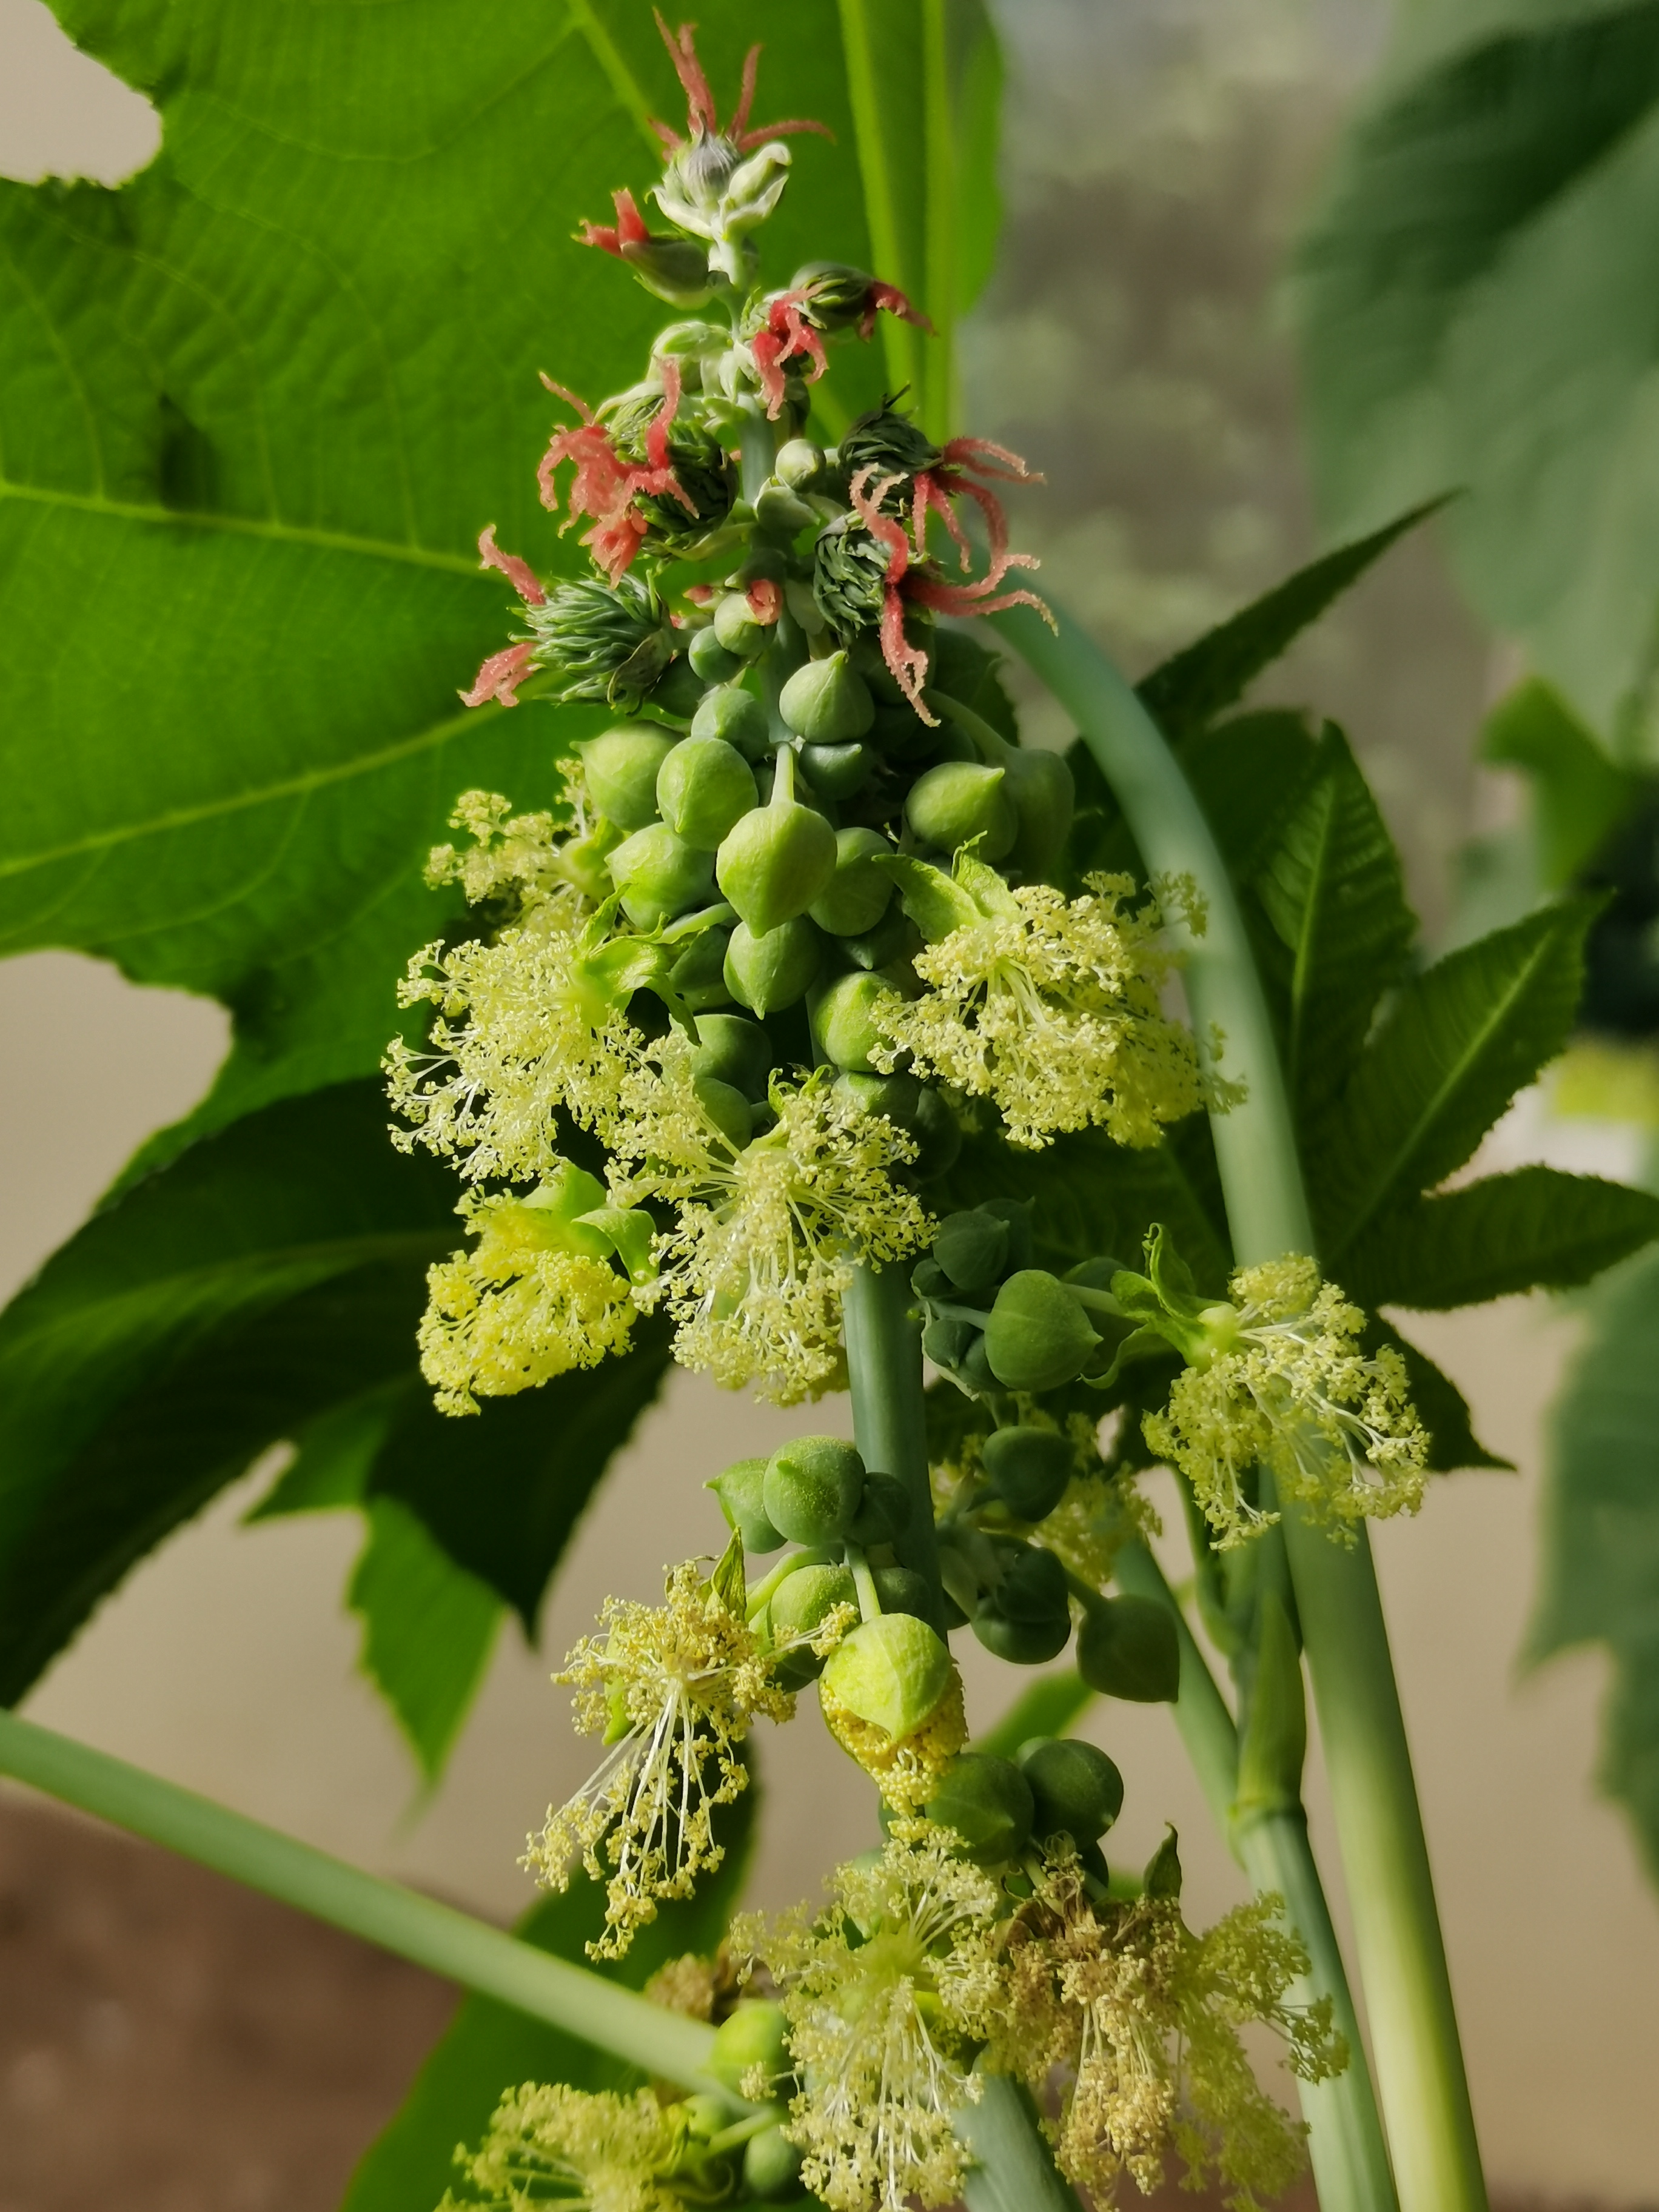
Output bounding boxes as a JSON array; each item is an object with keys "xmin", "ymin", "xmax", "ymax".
[
  {"xmin": 818, "ymin": 1667, "xmax": 967, "ymax": 1815},
  {"xmin": 424, "ymin": 787, "xmax": 573, "ymax": 912},
  {"xmin": 873, "ymin": 871, "xmax": 1204, "ymax": 1151},
  {"xmin": 733, "ymin": 1828, "xmax": 1002, "ymax": 2212},
  {"xmin": 526, "ymin": 1563, "xmax": 803, "ymax": 1959},
  {"xmin": 609, "ymin": 1040, "xmax": 934, "ymax": 1403},
  {"xmin": 445, "ymin": 2082, "xmax": 682, "ymax": 2212},
  {"xmin": 984, "ymin": 1848, "xmax": 1342, "ymax": 2211},
  {"xmin": 417, "ymin": 1190, "xmax": 637, "ymax": 1416},
  {"xmin": 1142, "ymin": 1256, "xmax": 1429, "ymax": 1547}
]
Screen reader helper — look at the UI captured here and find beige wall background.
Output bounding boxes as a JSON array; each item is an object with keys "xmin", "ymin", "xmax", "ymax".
[{"xmin": 2, "ymin": 1, "xmax": 1656, "ymax": 2200}]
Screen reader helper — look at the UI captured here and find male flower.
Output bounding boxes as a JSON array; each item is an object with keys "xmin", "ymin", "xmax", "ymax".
[{"xmin": 447, "ymin": 2082, "xmax": 684, "ymax": 2212}]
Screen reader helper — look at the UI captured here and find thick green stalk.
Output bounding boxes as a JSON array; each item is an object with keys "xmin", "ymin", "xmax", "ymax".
[
  {"xmin": 919, "ymin": 0, "xmax": 959, "ymax": 442},
  {"xmin": 844, "ymin": 1261, "xmax": 944, "ymax": 1618},
  {"xmin": 992, "ymin": 601, "xmax": 1487, "ymax": 2212},
  {"xmin": 836, "ymin": 0, "xmax": 923, "ymax": 401},
  {"xmin": 956, "ymin": 2072, "xmax": 1079, "ymax": 2212},
  {"xmin": 0, "ymin": 1709, "xmax": 720, "ymax": 2090}
]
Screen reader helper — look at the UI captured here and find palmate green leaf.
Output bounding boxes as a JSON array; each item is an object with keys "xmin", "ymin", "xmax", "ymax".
[
  {"xmin": 0, "ymin": 1081, "xmax": 671, "ymax": 1718},
  {"xmin": 0, "ymin": 0, "xmax": 907, "ymax": 1144},
  {"xmin": 1530, "ymin": 1245, "xmax": 1659, "ymax": 1879},
  {"xmin": 348, "ymin": 1500, "xmax": 504, "ymax": 1786},
  {"xmin": 1367, "ymin": 1315, "xmax": 1511, "ymax": 1475},
  {"xmin": 1481, "ymin": 678, "xmax": 1638, "ymax": 890},
  {"xmin": 1294, "ymin": 1, "xmax": 1659, "ymax": 736},
  {"xmin": 341, "ymin": 1775, "xmax": 760, "ymax": 2212}
]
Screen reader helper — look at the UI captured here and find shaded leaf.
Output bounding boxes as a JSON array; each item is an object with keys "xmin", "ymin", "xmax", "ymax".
[
  {"xmin": 1367, "ymin": 1315, "xmax": 1510, "ymax": 1474},
  {"xmin": 348, "ymin": 1498, "xmax": 504, "ymax": 1785},
  {"xmin": 1481, "ymin": 679, "xmax": 1637, "ymax": 890}
]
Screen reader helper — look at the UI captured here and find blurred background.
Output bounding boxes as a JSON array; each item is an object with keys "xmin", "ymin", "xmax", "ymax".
[{"xmin": 1, "ymin": 1, "xmax": 1655, "ymax": 2207}]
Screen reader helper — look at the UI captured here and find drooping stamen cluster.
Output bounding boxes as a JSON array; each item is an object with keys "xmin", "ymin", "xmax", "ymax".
[{"xmin": 446, "ymin": 2082, "xmax": 685, "ymax": 2212}]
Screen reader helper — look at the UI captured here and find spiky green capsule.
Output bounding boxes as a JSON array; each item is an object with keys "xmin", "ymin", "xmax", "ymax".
[
  {"xmin": 764, "ymin": 1435, "xmax": 866, "ymax": 1546},
  {"xmin": 606, "ymin": 823, "xmax": 716, "ymax": 929},
  {"xmin": 577, "ymin": 728, "xmax": 679, "ymax": 831},
  {"xmin": 905, "ymin": 760, "xmax": 1017, "ymax": 860},
  {"xmin": 657, "ymin": 736, "xmax": 758, "ymax": 850},
  {"xmin": 983, "ymin": 1270, "xmax": 1100, "ymax": 1392},
  {"xmin": 723, "ymin": 915, "xmax": 822, "ymax": 1015},
  {"xmin": 779, "ymin": 650, "xmax": 876, "ymax": 742}
]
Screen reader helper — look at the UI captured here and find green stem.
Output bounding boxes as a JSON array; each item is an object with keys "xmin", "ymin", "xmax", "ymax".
[
  {"xmin": 993, "ymin": 600, "xmax": 1486, "ymax": 2212},
  {"xmin": 0, "ymin": 1709, "xmax": 720, "ymax": 2092},
  {"xmin": 1113, "ymin": 1539, "xmax": 1238, "ymax": 1838},
  {"xmin": 844, "ymin": 1262, "xmax": 943, "ymax": 1621},
  {"xmin": 956, "ymin": 2071, "xmax": 1080, "ymax": 2212},
  {"xmin": 837, "ymin": 0, "xmax": 922, "ymax": 400},
  {"xmin": 920, "ymin": 0, "xmax": 959, "ymax": 441}
]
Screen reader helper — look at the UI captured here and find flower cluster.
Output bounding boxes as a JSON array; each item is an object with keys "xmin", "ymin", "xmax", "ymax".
[
  {"xmin": 1141, "ymin": 1255, "xmax": 1430, "ymax": 1547},
  {"xmin": 446, "ymin": 2083, "xmax": 685, "ymax": 2212}
]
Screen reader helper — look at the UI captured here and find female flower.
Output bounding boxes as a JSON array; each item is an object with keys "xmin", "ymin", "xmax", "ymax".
[
  {"xmin": 537, "ymin": 364, "xmax": 697, "ymax": 585},
  {"xmin": 734, "ymin": 1829, "xmax": 1002, "ymax": 2212},
  {"xmin": 873, "ymin": 856, "xmax": 1205, "ymax": 1150},
  {"xmin": 447, "ymin": 2082, "xmax": 685, "ymax": 2212}
]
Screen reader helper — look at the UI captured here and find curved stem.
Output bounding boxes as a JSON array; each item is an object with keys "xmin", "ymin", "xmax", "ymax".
[
  {"xmin": 993, "ymin": 600, "xmax": 1486, "ymax": 2212},
  {"xmin": 0, "ymin": 1709, "xmax": 720, "ymax": 2093}
]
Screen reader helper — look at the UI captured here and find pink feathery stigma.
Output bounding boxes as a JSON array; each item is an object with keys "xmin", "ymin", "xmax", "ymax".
[
  {"xmin": 746, "ymin": 578, "xmax": 783, "ymax": 624},
  {"xmin": 640, "ymin": 358, "xmax": 695, "ymax": 511},
  {"xmin": 461, "ymin": 641, "xmax": 535, "ymax": 711},
  {"xmin": 752, "ymin": 290, "xmax": 829, "ymax": 420},
  {"xmin": 858, "ymin": 280, "xmax": 934, "ymax": 343},
  {"xmin": 477, "ymin": 526, "xmax": 546, "ymax": 607},
  {"xmin": 910, "ymin": 473, "xmax": 975, "ymax": 570},
  {"xmin": 730, "ymin": 42, "xmax": 761, "ymax": 136},
  {"xmin": 534, "ymin": 369, "xmax": 692, "ymax": 583},
  {"xmin": 649, "ymin": 15, "xmax": 831, "ymax": 152},
  {"xmin": 578, "ymin": 189, "xmax": 651, "ymax": 258},
  {"xmin": 850, "ymin": 466, "xmax": 933, "ymax": 722},
  {"xmin": 939, "ymin": 434, "xmax": 1042, "ymax": 484},
  {"xmin": 654, "ymin": 12, "xmax": 717, "ymax": 142}
]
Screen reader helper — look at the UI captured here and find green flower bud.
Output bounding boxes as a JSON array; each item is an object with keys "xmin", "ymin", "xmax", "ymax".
[
  {"xmin": 923, "ymin": 1312, "xmax": 980, "ymax": 1376},
  {"xmin": 1004, "ymin": 745, "xmax": 1077, "ymax": 880},
  {"xmin": 769, "ymin": 1561, "xmax": 856, "ymax": 1641},
  {"xmin": 708, "ymin": 1455, "xmax": 785, "ymax": 1554},
  {"xmin": 775, "ymin": 437, "xmax": 826, "ymax": 491},
  {"xmin": 981, "ymin": 1426, "xmax": 1075, "ymax": 1521},
  {"xmin": 907, "ymin": 1083, "xmax": 962, "ymax": 1183},
  {"xmin": 932, "ymin": 1210, "xmax": 1011, "ymax": 1292},
  {"xmin": 832, "ymin": 1068, "xmax": 922, "ymax": 1129},
  {"xmin": 871, "ymin": 1564, "xmax": 931, "ymax": 1619},
  {"xmin": 723, "ymin": 914, "xmax": 822, "ymax": 1015},
  {"xmin": 808, "ymin": 827, "xmax": 896, "ymax": 936},
  {"xmin": 780, "ymin": 651, "xmax": 876, "ymax": 742},
  {"xmin": 973, "ymin": 1607, "xmax": 1071, "ymax": 1667},
  {"xmin": 1076, "ymin": 1595, "xmax": 1181, "ymax": 1704},
  {"xmin": 667, "ymin": 923, "xmax": 734, "ymax": 1012},
  {"xmin": 680, "ymin": 2093, "xmax": 729, "ymax": 2140},
  {"xmin": 713, "ymin": 590, "xmax": 770, "ymax": 660},
  {"xmin": 1144, "ymin": 1826, "xmax": 1184, "ymax": 1900},
  {"xmin": 577, "ymin": 728, "xmax": 679, "ymax": 832},
  {"xmin": 837, "ymin": 905, "xmax": 914, "ymax": 971},
  {"xmin": 608, "ymin": 823, "xmax": 717, "ymax": 928},
  {"xmin": 973, "ymin": 1546, "xmax": 1071, "ymax": 1665},
  {"xmin": 716, "ymin": 758, "xmax": 839, "ymax": 933},
  {"xmin": 656, "ymin": 736, "xmax": 758, "ymax": 850},
  {"xmin": 819, "ymin": 1614, "xmax": 954, "ymax": 1741},
  {"xmin": 799, "ymin": 740, "xmax": 874, "ymax": 800},
  {"xmin": 983, "ymin": 1199, "xmax": 1036, "ymax": 1274},
  {"xmin": 1016, "ymin": 1737, "xmax": 1125, "ymax": 1842},
  {"xmin": 745, "ymin": 2123, "xmax": 805, "ymax": 2200},
  {"xmin": 709, "ymin": 2000, "xmax": 791, "ymax": 2094},
  {"xmin": 691, "ymin": 682, "xmax": 771, "ymax": 760},
  {"xmin": 846, "ymin": 1470, "xmax": 912, "ymax": 1547},
  {"xmin": 982, "ymin": 1270, "xmax": 1099, "ymax": 1392},
  {"xmin": 812, "ymin": 970, "xmax": 903, "ymax": 1073},
  {"xmin": 688, "ymin": 625, "xmax": 744, "ymax": 685},
  {"xmin": 689, "ymin": 1011, "xmax": 773, "ymax": 1098},
  {"xmin": 926, "ymin": 1752, "xmax": 1035, "ymax": 1866},
  {"xmin": 693, "ymin": 1072, "xmax": 753, "ymax": 1151},
  {"xmin": 764, "ymin": 1435, "xmax": 866, "ymax": 1545},
  {"xmin": 647, "ymin": 657, "xmax": 703, "ymax": 721},
  {"xmin": 905, "ymin": 760, "xmax": 1017, "ymax": 860},
  {"xmin": 996, "ymin": 1544, "xmax": 1070, "ymax": 1624},
  {"xmin": 755, "ymin": 478, "xmax": 818, "ymax": 534}
]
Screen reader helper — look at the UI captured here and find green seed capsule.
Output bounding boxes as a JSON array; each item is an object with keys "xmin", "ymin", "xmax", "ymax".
[
  {"xmin": 656, "ymin": 736, "xmax": 758, "ymax": 850},
  {"xmin": 712, "ymin": 590, "xmax": 770, "ymax": 660},
  {"xmin": 871, "ymin": 1564, "xmax": 931, "ymax": 1619},
  {"xmin": 905, "ymin": 760, "xmax": 1017, "ymax": 859},
  {"xmin": 724, "ymin": 914, "xmax": 822, "ymax": 1016},
  {"xmin": 812, "ymin": 970, "xmax": 902, "ymax": 1073},
  {"xmin": 607, "ymin": 823, "xmax": 716, "ymax": 929},
  {"xmin": 708, "ymin": 1455, "xmax": 785, "ymax": 1553},
  {"xmin": 763, "ymin": 1435, "xmax": 866, "ymax": 1546},
  {"xmin": 973, "ymin": 1606, "xmax": 1072, "ymax": 1666},
  {"xmin": 983, "ymin": 1270, "xmax": 1100, "ymax": 1392},
  {"xmin": 926, "ymin": 1752, "xmax": 1035, "ymax": 1866},
  {"xmin": 847, "ymin": 1470, "xmax": 911, "ymax": 1547},
  {"xmin": 832, "ymin": 1069, "xmax": 922, "ymax": 1128},
  {"xmin": 693, "ymin": 1073, "xmax": 752, "ymax": 1151},
  {"xmin": 769, "ymin": 1561, "xmax": 856, "ymax": 1641},
  {"xmin": 838, "ymin": 905, "xmax": 914, "ymax": 971},
  {"xmin": 744, "ymin": 2123, "xmax": 805, "ymax": 2200},
  {"xmin": 775, "ymin": 437, "xmax": 825, "ymax": 491},
  {"xmin": 982, "ymin": 1426, "xmax": 1075, "ymax": 1520},
  {"xmin": 577, "ymin": 728, "xmax": 679, "ymax": 832},
  {"xmin": 932, "ymin": 1210, "xmax": 1011, "ymax": 1292},
  {"xmin": 667, "ymin": 924, "xmax": 733, "ymax": 1012},
  {"xmin": 716, "ymin": 772, "xmax": 839, "ymax": 934},
  {"xmin": 994, "ymin": 1544, "xmax": 1070, "ymax": 1624},
  {"xmin": 1017, "ymin": 1736, "xmax": 1125, "ymax": 1842},
  {"xmin": 709, "ymin": 2000, "xmax": 791, "ymax": 2094},
  {"xmin": 1004, "ymin": 745, "xmax": 1077, "ymax": 880},
  {"xmin": 689, "ymin": 1011, "xmax": 773, "ymax": 1098},
  {"xmin": 688, "ymin": 625, "xmax": 743, "ymax": 685},
  {"xmin": 820, "ymin": 1614, "xmax": 954, "ymax": 1741},
  {"xmin": 808, "ymin": 826, "xmax": 894, "ymax": 936},
  {"xmin": 799, "ymin": 740, "xmax": 874, "ymax": 800},
  {"xmin": 780, "ymin": 651, "xmax": 876, "ymax": 742},
  {"xmin": 1076, "ymin": 1595, "xmax": 1181, "ymax": 1703},
  {"xmin": 691, "ymin": 682, "xmax": 771, "ymax": 760}
]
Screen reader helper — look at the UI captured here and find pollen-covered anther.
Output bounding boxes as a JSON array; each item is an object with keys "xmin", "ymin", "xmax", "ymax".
[{"xmin": 454, "ymin": 2081, "xmax": 685, "ymax": 2212}]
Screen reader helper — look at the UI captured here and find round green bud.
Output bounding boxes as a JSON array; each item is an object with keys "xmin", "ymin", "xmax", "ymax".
[
  {"xmin": 832, "ymin": 1068, "xmax": 922, "ymax": 1129},
  {"xmin": 926, "ymin": 1752, "xmax": 1035, "ymax": 1866},
  {"xmin": 708, "ymin": 1455, "xmax": 784, "ymax": 1554},
  {"xmin": 780, "ymin": 651, "xmax": 876, "ymax": 742},
  {"xmin": 607, "ymin": 823, "xmax": 716, "ymax": 930},
  {"xmin": 769, "ymin": 1561, "xmax": 856, "ymax": 1642},
  {"xmin": 724, "ymin": 914, "xmax": 822, "ymax": 1016},
  {"xmin": 732, "ymin": 545, "xmax": 788, "ymax": 586},
  {"xmin": 808, "ymin": 826, "xmax": 894, "ymax": 936},
  {"xmin": 982, "ymin": 1198, "xmax": 1036, "ymax": 1275},
  {"xmin": 656, "ymin": 736, "xmax": 759, "ymax": 850},
  {"xmin": 577, "ymin": 728, "xmax": 679, "ymax": 832},
  {"xmin": 871, "ymin": 1564, "xmax": 931, "ymax": 1619},
  {"xmin": 820, "ymin": 1614, "xmax": 954, "ymax": 1741},
  {"xmin": 763, "ymin": 1435, "xmax": 866, "ymax": 1546},
  {"xmin": 973, "ymin": 1607, "xmax": 1071, "ymax": 1666},
  {"xmin": 666, "ymin": 924, "xmax": 733, "ymax": 1012},
  {"xmin": 744, "ymin": 2123, "xmax": 805, "ymax": 2200},
  {"xmin": 679, "ymin": 2093, "xmax": 729, "ymax": 2140},
  {"xmin": 1077, "ymin": 1595, "xmax": 1181, "ymax": 1704},
  {"xmin": 922, "ymin": 1312, "xmax": 979, "ymax": 1375},
  {"xmin": 812, "ymin": 970, "xmax": 902, "ymax": 1073},
  {"xmin": 775, "ymin": 438, "xmax": 826, "ymax": 492},
  {"xmin": 693, "ymin": 1072, "xmax": 752, "ymax": 1151},
  {"xmin": 839, "ymin": 907, "xmax": 914, "ymax": 973},
  {"xmin": 755, "ymin": 479, "xmax": 818, "ymax": 535},
  {"xmin": 716, "ymin": 796, "xmax": 839, "ymax": 934},
  {"xmin": 688, "ymin": 625, "xmax": 743, "ymax": 685},
  {"xmin": 847, "ymin": 1470, "xmax": 912, "ymax": 1547},
  {"xmin": 994, "ymin": 1543, "xmax": 1070, "ymax": 1624},
  {"xmin": 1017, "ymin": 1736, "xmax": 1125, "ymax": 1842},
  {"xmin": 905, "ymin": 760, "xmax": 1017, "ymax": 859},
  {"xmin": 691, "ymin": 683, "xmax": 771, "ymax": 760},
  {"xmin": 1004, "ymin": 745, "xmax": 1077, "ymax": 879},
  {"xmin": 649, "ymin": 657, "xmax": 704, "ymax": 721},
  {"xmin": 957, "ymin": 1333, "xmax": 1000, "ymax": 1396},
  {"xmin": 983, "ymin": 1270, "xmax": 1099, "ymax": 1392},
  {"xmin": 709, "ymin": 2000, "xmax": 791, "ymax": 2094},
  {"xmin": 932, "ymin": 1209, "xmax": 1011, "ymax": 1292},
  {"xmin": 981, "ymin": 1426, "xmax": 1075, "ymax": 1521},
  {"xmin": 909, "ymin": 1084, "xmax": 963, "ymax": 1182},
  {"xmin": 712, "ymin": 590, "xmax": 770, "ymax": 660},
  {"xmin": 689, "ymin": 1011, "xmax": 773, "ymax": 1099},
  {"xmin": 799, "ymin": 740, "xmax": 874, "ymax": 800}
]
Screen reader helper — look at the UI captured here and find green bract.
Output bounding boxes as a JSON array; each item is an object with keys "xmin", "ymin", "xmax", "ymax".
[{"xmin": 819, "ymin": 1615, "xmax": 954, "ymax": 1742}]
